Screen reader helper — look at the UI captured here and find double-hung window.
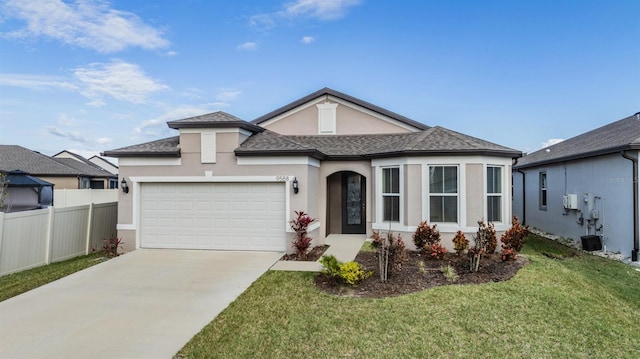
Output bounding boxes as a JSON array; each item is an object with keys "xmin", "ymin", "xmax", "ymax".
[
  {"xmin": 382, "ymin": 167, "xmax": 400, "ymax": 222},
  {"xmin": 429, "ymin": 166, "xmax": 458, "ymax": 222},
  {"xmin": 539, "ymin": 172, "xmax": 547, "ymax": 210},
  {"xmin": 487, "ymin": 166, "xmax": 502, "ymax": 222}
]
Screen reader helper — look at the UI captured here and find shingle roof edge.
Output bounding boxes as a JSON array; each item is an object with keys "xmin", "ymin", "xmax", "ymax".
[{"xmin": 251, "ymin": 87, "xmax": 430, "ymax": 130}]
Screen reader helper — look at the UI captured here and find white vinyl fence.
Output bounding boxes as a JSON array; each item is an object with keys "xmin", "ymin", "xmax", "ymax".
[
  {"xmin": 54, "ymin": 189, "xmax": 118, "ymax": 208},
  {"xmin": 0, "ymin": 202, "xmax": 117, "ymax": 277}
]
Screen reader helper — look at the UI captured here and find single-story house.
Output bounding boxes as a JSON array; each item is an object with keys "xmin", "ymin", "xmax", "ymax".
[
  {"xmin": 1, "ymin": 170, "xmax": 54, "ymax": 212},
  {"xmin": 0, "ymin": 145, "xmax": 116, "ymax": 190},
  {"xmin": 513, "ymin": 112, "xmax": 640, "ymax": 261},
  {"xmin": 53, "ymin": 150, "xmax": 118, "ymax": 189},
  {"xmin": 103, "ymin": 88, "xmax": 521, "ymax": 253}
]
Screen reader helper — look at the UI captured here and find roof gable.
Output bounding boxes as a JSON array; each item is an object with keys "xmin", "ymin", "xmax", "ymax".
[
  {"xmin": 252, "ymin": 87, "xmax": 429, "ymax": 134},
  {"xmin": 516, "ymin": 112, "xmax": 640, "ymax": 168},
  {"xmin": 167, "ymin": 111, "xmax": 264, "ymax": 133}
]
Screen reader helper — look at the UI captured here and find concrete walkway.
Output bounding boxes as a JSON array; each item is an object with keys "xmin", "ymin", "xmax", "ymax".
[
  {"xmin": 271, "ymin": 234, "xmax": 367, "ymax": 271},
  {"xmin": 0, "ymin": 249, "xmax": 282, "ymax": 359}
]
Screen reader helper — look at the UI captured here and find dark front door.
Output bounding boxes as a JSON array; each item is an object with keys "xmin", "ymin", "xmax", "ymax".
[{"xmin": 342, "ymin": 172, "xmax": 366, "ymax": 234}]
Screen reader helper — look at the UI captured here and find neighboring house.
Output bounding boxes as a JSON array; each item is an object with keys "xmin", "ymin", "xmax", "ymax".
[
  {"xmin": 89, "ymin": 155, "xmax": 118, "ymax": 176},
  {"xmin": 0, "ymin": 145, "xmax": 115, "ymax": 190},
  {"xmin": 513, "ymin": 112, "xmax": 640, "ymax": 262},
  {"xmin": 53, "ymin": 150, "xmax": 118, "ymax": 189},
  {"xmin": 0, "ymin": 170, "xmax": 54, "ymax": 212},
  {"xmin": 103, "ymin": 88, "xmax": 521, "ymax": 253}
]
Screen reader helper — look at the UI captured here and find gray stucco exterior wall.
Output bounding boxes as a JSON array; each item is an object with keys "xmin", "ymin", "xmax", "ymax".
[{"xmin": 513, "ymin": 152, "xmax": 638, "ymax": 257}]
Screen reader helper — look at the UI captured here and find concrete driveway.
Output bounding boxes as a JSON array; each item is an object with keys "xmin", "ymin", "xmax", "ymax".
[{"xmin": 0, "ymin": 249, "xmax": 282, "ymax": 358}]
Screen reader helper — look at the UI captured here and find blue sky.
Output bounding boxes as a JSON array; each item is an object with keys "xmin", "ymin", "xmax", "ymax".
[{"xmin": 0, "ymin": 0, "xmax": 638, "ymax": 161}]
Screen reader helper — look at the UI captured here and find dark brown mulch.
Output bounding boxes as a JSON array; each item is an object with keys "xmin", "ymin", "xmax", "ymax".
[
  {"xmin": 280, "ymin": 245, "xmax": 330, "ymax": 262},
  {"xmin": 314, "ymin": 251, "xmax": 529, "ymax": 298}
]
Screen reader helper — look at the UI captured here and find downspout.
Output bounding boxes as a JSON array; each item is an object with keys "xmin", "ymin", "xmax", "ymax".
[
  {"xmin": 513, "ymin": 158, "xmax": 526, "ymax": 225},
  {"xmin": 621, "ymin": 150, "xmax": 639, "ymax": 261}
]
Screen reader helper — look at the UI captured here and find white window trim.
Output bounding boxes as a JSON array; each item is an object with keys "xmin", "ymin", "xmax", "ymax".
[
  {"xmin": 373, "ymin": 165, "xmax": 404, "ymax": 231},
  {"xmin": 426, "ymin": 164, "xmax": 460, "ymax": 225},
  {"xmin": 485, "ymin": 164, "xmax": 505, "ymax": 224},
  {"xmin": 539, "ymin": 171, "xmax": 547, "ymax": 210}
]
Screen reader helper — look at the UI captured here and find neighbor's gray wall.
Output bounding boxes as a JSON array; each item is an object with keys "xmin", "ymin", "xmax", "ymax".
[{"xmin": 514, "ymin": 152, "xmax": 637, "ymax": 256}]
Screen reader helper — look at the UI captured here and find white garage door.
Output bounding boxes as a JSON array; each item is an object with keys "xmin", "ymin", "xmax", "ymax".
[{"xmin": 140, "ymin": 182, "xmax": 286, "ymax": 251}]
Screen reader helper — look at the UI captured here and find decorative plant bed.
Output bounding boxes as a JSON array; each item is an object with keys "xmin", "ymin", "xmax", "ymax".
[
  {"xmin": 315, "ymin": 251, "xmax": 528, "ymax": 298},
  {"xmin": 280, "ymin": 245, "xmax": 330, "ymax": 262}
]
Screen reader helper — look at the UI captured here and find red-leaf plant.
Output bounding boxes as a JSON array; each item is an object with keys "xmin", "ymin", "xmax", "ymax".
[{"xmin": 290, "ymin": 211, "xmax": 317, "ymax": 260}]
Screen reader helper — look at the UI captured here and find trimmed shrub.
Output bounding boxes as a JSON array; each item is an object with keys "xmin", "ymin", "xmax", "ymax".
[
  {"xmin": 319, "ymin": 255, "xmax": 341, "ymax": 278},
  {"xmin": 413, "ymin": 221, "xmax": 441, "ymax": 249},
  {"xmin": 427, "ymin": 243, "xmax": 447, "ymax": 260},
  {"xmin": 338, "ymin": 261, "xmax": 373, "ymax": 285},
  {"xmin": 501, "ymin": 216, "xmax": 530, "ymax": 252},
  {"xmin": 320, "ymin": 255, "xmax": 372, "ymax": 286},
  {"xmin": 452, "ymin": 230, "xmax": 469, "ymax": 255}
]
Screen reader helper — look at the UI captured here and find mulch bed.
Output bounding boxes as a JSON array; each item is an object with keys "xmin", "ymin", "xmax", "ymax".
[
  {"xmin": 280, "ymin": 245, "xmax": 330, "ymax": 262},
  {"xmin": 314, "ymin": 251, "xmax": 529, "ymax": 298}
]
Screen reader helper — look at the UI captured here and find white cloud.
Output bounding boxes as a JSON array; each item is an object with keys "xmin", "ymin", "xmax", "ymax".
[
  {"xmin": 133, "ymin": 104, "xmax": 229, "ymax": 139},
  {"xmin": 165, "ymin": 50, "xmax": 178, "ymax": 57},
  {"xmin": 250, "ymin": 0, "xmax": 362, "ymax": 29},
  {"xmin": 541, "ymin": 138, "xmax": 564, "ymax": 149},
  {"xmin": 0, "ymin": 73, "xmax": 77, "ymax": 91},
  {"xmin": 74, "ymin": 60, "xmax": 169, "ymax": 105},
  {"xmin": 1, "ymin": 0, "xmax": 170, "ymax": 53},
  {"xmin": 282, "ymin": 0, "xmax": 362, "ymax": 20},
  {"xmin": 45, "ymin": 113, "xmax": 112, "ymax": 148},
  {"xmin": 301, "ymin": 36, "xmax": 315, "ymax": 44},
  {"xmin": 237, "ymin": 42, "xmax": 257, "ymax": 51},
  {"xmin": 215, "ymin": 89, "xmax": 242, "ymax": 102}
]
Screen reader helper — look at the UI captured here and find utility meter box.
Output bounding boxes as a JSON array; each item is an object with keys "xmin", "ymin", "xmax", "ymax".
[{"xmin": 563, "ymin": 194, "xmax": 578, "ymax": 209}]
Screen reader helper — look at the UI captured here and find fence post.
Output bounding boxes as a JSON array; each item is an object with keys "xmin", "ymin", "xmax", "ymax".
[
  {"xmin": 44, "ymin": 207, "xmax": 54, "ymax": 265},
  {"xmin": 0, "ymin": 212, "xmax": 4, "ymax": 270},
  {"xmin": 85, "ymin": 203, "xmax": 94, "ymax": 255}
]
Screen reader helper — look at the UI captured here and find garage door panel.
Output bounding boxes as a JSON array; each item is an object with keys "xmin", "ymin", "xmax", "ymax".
[{"xmin": 141, "ymin": 182, "xmax": 286, "ymax": 251}]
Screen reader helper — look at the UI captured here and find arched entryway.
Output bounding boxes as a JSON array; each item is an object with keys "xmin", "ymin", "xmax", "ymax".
[{"xmin": 326, "ymin": 171, "xmax": 366, "ymax": 234}]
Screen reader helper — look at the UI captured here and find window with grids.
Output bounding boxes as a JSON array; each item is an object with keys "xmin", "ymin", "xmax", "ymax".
[
  {"xmin": 487, "ymin": 166, "xmax": 502, "ymax": 222},
  {"xmin": 539, "ymin": 172, "xmax": 547, "ymax": 210},
  {"xmin": 428, "ymin": 166, "xmax": 458, "ymax": 222},
  {"xmin": 382, "ymin": 167, "xmax": 400, "ymax": 222}
]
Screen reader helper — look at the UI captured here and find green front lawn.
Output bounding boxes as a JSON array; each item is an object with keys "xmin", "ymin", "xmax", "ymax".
[
  {"xmin": 178, "ymin": 235, "xmax": 640, "ymax": 358},
  {"xmin": 0, "ymin": 252, "xmax": 106, "ymax": 302}
]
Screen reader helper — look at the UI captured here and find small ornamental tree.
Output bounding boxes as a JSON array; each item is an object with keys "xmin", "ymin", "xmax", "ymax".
[
  {"xmin": 372, "ymin": 230, "xmax": 407, "ymax": 281},
  {"xmin": 500, "ymin": 216, "xmax": 530, "ymax": 261},
  {"xmin": 290, "ymin": 211, "xmax": 317, "ymax": 260},
  {"xmin": 470, "ymin": 220, "xmax": 493, "ymax": 272},
  {"xmin": 452, "ymin": 230, "xmax": 469, "ymax": 256},
  {"xmin": 481, "ymin": 221, "xmax": 498, "ymax": 254}
]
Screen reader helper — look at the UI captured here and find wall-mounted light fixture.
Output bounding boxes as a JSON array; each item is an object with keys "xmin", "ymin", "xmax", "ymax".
[
  {"xmin": 292, "ymin": 177, "xmax": 299, "ymax": 194},
  {"xmin": 121, "ymin": 178, "xmax": 129, "ymax": 194}
]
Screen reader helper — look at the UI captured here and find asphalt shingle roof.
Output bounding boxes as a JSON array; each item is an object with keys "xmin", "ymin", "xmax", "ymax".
[
  {"xmin": 167, "ymin": 111, "xmax": 264, "ymax": 133},
  {"xmin": 235, "ymin": 126, "xmax": 520, "ymax": 159},
  {"xmin": 515, "ymin": 113, "xmax": 640, "ymax": 168},
  {"xmin": 53, "ymin": 158, "xmax": 114, "ymax": 177},
  {"xmin": 0, "ymin": 145, "xmax": 114, "ymax": 177},
  {"xmin": 102, "ymin": 136, "xmax": 181, "ymax": 158}
]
